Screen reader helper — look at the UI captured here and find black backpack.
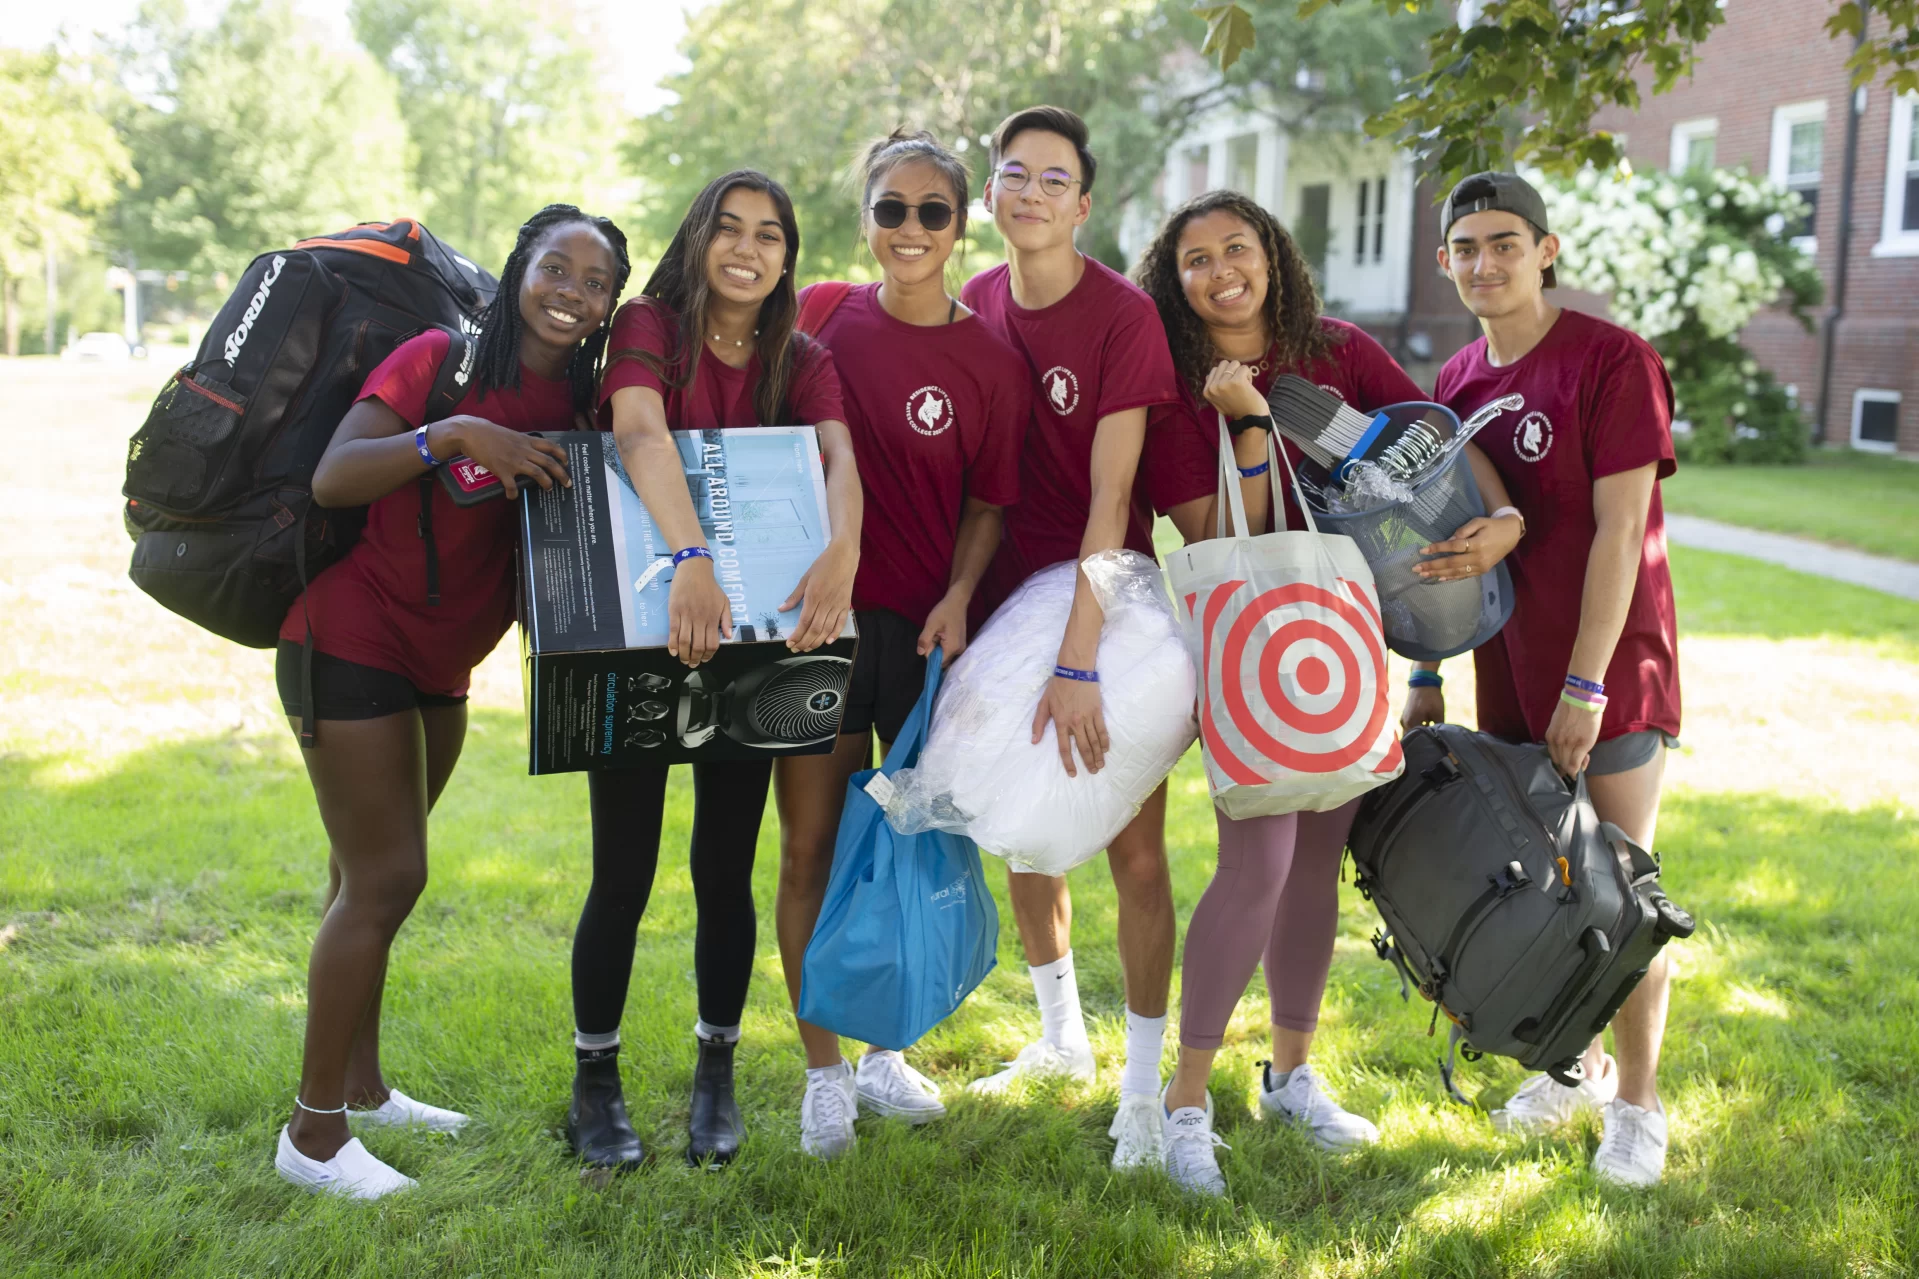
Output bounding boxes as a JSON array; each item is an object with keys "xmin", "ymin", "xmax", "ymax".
[
  {"xmin": 123, "ymin": 219, "xmax": 497, "ymax": 656},
  {"xmin": 1347, "ymin": 723, "xmax": 1695, "ymax": 1102}
]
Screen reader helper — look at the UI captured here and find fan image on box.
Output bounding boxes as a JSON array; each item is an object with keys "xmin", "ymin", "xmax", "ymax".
[{"xmin": 676, "ymin": 655, "xmax": 853, "ymax": 749}]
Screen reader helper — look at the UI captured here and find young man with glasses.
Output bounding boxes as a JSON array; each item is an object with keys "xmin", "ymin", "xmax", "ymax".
[
  {"xmin": 1407, "ymin": 171, "xmax": 1683, "ymax": 1187},
  {"xmin": 959, "ymin": 105, "xmax": 1183, "ymax": 1172}
]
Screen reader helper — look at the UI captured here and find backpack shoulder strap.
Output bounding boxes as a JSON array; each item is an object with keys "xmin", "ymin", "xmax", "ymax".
[
  {"xmin": 425, "ymin": 328, "xmax": 472, "ymax": 423},
  {"xmin": 795, "ymin": 281, "xmax": 854, "ymax": 336}
]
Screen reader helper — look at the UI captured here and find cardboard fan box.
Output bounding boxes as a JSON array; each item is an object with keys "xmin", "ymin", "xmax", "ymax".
[{"xmin": 519, "ymin": 428, "xmax": 857, "ymax": 774}]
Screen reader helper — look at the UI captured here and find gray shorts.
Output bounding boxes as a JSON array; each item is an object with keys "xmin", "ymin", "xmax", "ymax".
[{"xmin": 1587, "ymin": 729, "xmax": 1680, "ymax": 776}]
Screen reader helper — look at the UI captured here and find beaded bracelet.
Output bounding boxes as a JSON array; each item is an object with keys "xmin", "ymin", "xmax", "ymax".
[
  {"xmin": 1560, "ymin": 690, "xmax": 1606, "ymax": 714},
  {"xmin": 1053, "ymin": 665, "xmax": 1100, "ymax": 683},
  {"xmin": 672, "ymin": 546, "xmax": 714, "ymax": 566},
  {"xmin": 1238, "ymin": 461, "xmax": 1271, "ymax": 479},
  {"xmin": 1564, "ymin": 674, "xmax": 1605, "ymax": 696},
  {"xmin": 1408, "ymin": 670, "xmax": 1443, "ymax": 689}
]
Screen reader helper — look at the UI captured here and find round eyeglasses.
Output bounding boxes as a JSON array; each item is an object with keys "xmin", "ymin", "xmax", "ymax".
[{"xmin": 994, "ymin": 166, "xmax": 1080, "ymax": 197}]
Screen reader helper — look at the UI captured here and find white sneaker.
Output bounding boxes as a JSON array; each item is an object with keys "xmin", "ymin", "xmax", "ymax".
[
  {"xmin": 855, "ymin": 1050, "xmax": 946, "ymax": 1124},
  {"xmin": 1593, "ymin": 1097, "xmax": 1668, "ymax": 1187},
  {"xmin": 800, "ymin": 1062, "xmax": 859, "ymax": 1160},
  {"xmin": 1108, "ymin": 1092, "xmax": 1163, "ymax": 1170},
  {"xmin": 1161, "ymin": 1091, "xmax": 1228, "ymax": 1197},
  {"xmin": 1490, "ymin": 1054, "xmax": 1618, "ymax": 1134},
  {"xmin": 1257, "ymin": 1062, "xmax": 1379, "ymax": 1151},
  {"xmin": 275, "ymin": 1127, "xmax": 415, "ymax": 1199},
  {"xmin": 351, "ymin": 1089, "xmax": 469, "ymax": 1134},
  {"xmin": 966, "ymin": 1038, "xmax": 1096, "ymax": 1096}
]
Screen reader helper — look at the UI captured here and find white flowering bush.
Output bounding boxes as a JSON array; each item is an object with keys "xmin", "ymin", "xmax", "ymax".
[{"xmin": 1531, "ymin": 166, "xmax": 1824, "ymax": 463}]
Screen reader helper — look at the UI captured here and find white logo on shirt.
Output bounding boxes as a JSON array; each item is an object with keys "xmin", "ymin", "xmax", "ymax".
[
  {"xmin": 907, "ymin": 385, "xmax": 955, "ymax": 436},
  {"xmin": 1041, "ymin": 365, "xmax": 1080, "ymax": 416},
  {"xmin": 1318, "ymin": 383, "xmax": 1346, "ymax": 401},
  {"xmin": 1515, "ymin": 411, "xmax": 1555, "ymax": 462}
]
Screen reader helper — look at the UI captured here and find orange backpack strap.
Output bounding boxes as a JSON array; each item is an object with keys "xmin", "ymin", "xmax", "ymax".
[{"xmin": 795, "ymin": 281, "xmax": 854, "ymax": 336}]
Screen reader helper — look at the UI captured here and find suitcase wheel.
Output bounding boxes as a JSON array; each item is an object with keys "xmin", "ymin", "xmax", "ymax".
[
  {"xmin": 1652, "ymin": 894, "xmax": 1696, "ymax": 940},
  {"xmin": 1547, "ymin": 1058, "xmax": 1586, "ymax": 1087}
]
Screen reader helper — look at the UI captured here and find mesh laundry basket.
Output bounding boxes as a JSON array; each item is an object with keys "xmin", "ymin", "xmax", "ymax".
[{"xmin": 1300, "ymin": 401, "xmax": 1515, "ymax": 662}]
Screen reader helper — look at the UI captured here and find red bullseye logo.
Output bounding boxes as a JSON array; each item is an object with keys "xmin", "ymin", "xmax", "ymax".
[{"xmin": 1194, "ymin": 577, "xmax": 1392, "ymax": 780}]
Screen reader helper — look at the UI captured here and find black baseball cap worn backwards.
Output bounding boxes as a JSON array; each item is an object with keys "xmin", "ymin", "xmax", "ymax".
[{"xmin": 1441, "ymin": 171, "xmax": 1557, "ymax": 289}]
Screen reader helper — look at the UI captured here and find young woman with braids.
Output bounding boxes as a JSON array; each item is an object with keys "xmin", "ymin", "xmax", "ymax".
[
  {"xmin": 1130, "ymin": 190, "xmax": 1522, "ymax": 1196},
  {"xmin": 271, "ymin": 205, "xmax": 628, "ymax": 1198},
  {"xmin": 565, "ymin": 170, "xmax": 859, "ymax": 1171},
  {"xmin": 774, "ymin": 130, "xmax": 1027, "ymax": 1159}
]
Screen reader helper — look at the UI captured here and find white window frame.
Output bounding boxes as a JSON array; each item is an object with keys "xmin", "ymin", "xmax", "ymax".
[
  {"xmin": 1669, "ymin": 117, "xmax": 1719, "ymax": 174},
  {"xmin": 1769, "ymin": 99, "xmax": 1828, "ymax": 253},
  {"xmin": 1851, "ymin": 388, "xmax": 1901, "ymax": 454},
  {"xmin": 1874, "ymin": 93, "xmax": 1919, "ymax": 257}
]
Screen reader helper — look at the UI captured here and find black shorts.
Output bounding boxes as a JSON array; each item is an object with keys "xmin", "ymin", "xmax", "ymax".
[
  {"xmin": 840, "ymin": 609, "xmax": 926, "ymax": 745},
  {"xmin": 275, "ymin": 641, "xmax": 468, "ymax": 722}
]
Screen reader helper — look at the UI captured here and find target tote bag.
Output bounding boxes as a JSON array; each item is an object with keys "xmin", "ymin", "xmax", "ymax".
[{"xmin": 1165, "ymin": 416, "xmax": 1405, "ymax": 819}]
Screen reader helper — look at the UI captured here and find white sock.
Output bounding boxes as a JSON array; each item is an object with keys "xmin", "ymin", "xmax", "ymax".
[
  {"xmin": 694, "ymin": 1019, "xmax": 740, "ymax": 1043},
  {"xmin": 1120, "ymin": 1009, "xmax": 1167, "ymax": 1097},
  {"xmin": 574, "ymin": 1028, "xmax": 620, "ymax": 1052},
  {"xmin": 1030, "ymin": 952, "xmax": 1088, "ymax": 1048},
  {"xmin": 807, "ymin": 1059, "xmax": 851, "ymax": 1084}
]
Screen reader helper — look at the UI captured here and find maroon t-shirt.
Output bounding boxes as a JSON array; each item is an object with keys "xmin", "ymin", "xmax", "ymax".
[
  {"xmin": 597, "ymin": 297, "xmax": 845, "ymax": 430},
  {"xmin": 804, "ymin": 283, "xmax": 1027, "ymax": 625},
  {"xmin": 278, "ymin": 328, "xmax": 575, "ymax": 695},
  {"xmin": 961, "ymin": 256, "xmax": 1179, "ymax": 612},
  {"xmin": 1143, "ymin": 318, "xmax": 1425, "ymax": 532},
  {"xmin": 1435, "ymin": 307, "xmax": 1681, "ymax": 744}
]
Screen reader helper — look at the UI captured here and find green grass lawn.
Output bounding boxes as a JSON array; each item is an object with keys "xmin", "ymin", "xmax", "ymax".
[
  {"xmin": 2, "ymin": 556, "xmax": 1917, "ymax": 1278},
  {"xmin": 1663, "ymin": 448, "xmax": 1919, "ymax": 561}
]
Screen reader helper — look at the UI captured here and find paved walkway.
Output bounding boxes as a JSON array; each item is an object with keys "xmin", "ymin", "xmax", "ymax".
[{"xmin": 1665, "ymin": 513, "xmax": 1919, "ymax": 601}]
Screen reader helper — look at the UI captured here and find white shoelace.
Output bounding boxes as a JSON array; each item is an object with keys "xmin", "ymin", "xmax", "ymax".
[
  {"xmin": 1165, "ymin": 1125, "xmax": 1231, "ymax": 1181},
  {"xmin": 807, "ymin": 1077, "xmax": 855, "ymax": 1130}
]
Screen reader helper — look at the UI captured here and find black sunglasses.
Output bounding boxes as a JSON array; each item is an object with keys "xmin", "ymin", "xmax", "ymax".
[{"xmin": 870, "ymin": 199, "xmax": 956, "ymax": 232}]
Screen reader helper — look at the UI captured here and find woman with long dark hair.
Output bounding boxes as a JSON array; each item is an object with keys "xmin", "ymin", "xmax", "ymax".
[
  {"xmin": 774, "ymin": 129, "xmax": 1028, "ymax": 1159},
  {"xmin": 274, "ymin": 205, "xmax": 629, "ymax": 1197},
  {"xmin": 564, "ymin": 170, "xmax": 860, "ymax": 1170},
  {"xmin": 1131, "ymin": 190, "xmax": 1522, "ymax": 1196}
]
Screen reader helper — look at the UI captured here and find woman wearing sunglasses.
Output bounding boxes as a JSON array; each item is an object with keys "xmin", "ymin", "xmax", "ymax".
[{"xmin": 774, "ymin": 128, "xmax": 1030, "ymax": 1160}]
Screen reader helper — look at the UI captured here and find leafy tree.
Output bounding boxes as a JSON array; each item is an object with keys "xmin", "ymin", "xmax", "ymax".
[
  {"xmin": 629, "ymin": 0, "xmax": 1230, "ymax": 281},
  {"xmin": 1195, "ymin": 0, "xmax": 1919, "ymax": 181},
  {"xmin": 0, "ymin": 48, "xmax": 131, "ymax": 355},
  {"xmin": 350, "ymin": 0, "xmax": 620, "ymax": 269},
  {"xmin": 112, "ymin": 0, "xmax": 414, "ymax": 284}
]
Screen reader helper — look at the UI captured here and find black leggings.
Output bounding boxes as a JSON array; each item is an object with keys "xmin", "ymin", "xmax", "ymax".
[{"xmin": 572, "ymin": 760, "xmax": 772, "ymax": 1036}]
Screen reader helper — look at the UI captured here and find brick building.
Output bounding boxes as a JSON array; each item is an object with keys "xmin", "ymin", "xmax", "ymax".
[
  {"xmin": 1588, "ymin": 0, "xmax": 1919, "ymax": 456},
  {"xmin": 1135, "ymin": 0, "xmax": 1919, "ymax": 456}
]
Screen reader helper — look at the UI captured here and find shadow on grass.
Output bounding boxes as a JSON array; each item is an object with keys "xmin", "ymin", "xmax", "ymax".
[{"xmin": 1, "ymin": 726, "xmax": 1915, "ymax": 1277}]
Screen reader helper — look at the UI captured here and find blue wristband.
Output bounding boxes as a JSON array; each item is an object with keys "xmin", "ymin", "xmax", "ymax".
[
  {"xmin": 414, "ymin": 423, "xmax": 439, "ymax": 467},
  {"xmin": 673, "ymin": 546, "xmax": 714, "ymax": 566},
  {"xmin": 1237, "ymin": 461, "xmax": 1270, "ymax": 478},
  {"xmin": 1053, "ymin": 665, "xmax": 1099, "ymax": 683},
  {"xmin": 1564, "ymin": 674, "xmax": 1605, "ymax": 695},
  {"xmin": 1408, "ymin": 670, "xmax": 1443, "ymax": 689}
]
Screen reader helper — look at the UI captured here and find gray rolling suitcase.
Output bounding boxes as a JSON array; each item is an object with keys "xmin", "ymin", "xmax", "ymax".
[{"xmin": 1347, "ymin": 723, "xmax": 1695, "ymax": 1101}]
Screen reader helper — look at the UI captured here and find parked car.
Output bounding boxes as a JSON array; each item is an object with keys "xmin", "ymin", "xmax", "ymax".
[{"xmin": 63, "ymin": 332, "xmax": 139, "ymax": 362}]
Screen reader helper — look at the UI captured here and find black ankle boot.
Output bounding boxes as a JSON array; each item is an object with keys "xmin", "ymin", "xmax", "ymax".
[
  {"xmin": 566, "ymin": 1054, "xmax": 645, "ymax": 1171},
  {"xmin": 687, "ymin": 1033, "xmax": 743, "ymax": 1167}
]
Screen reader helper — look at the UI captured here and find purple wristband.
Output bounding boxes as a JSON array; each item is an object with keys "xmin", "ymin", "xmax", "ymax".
[
  {"xmin": 1564, "ymin": 674, "xmax": 1605, "ymax": 695},
  {"xmin": 673, "ymin": 546, "xmax": 713, "ymax": 566},
  {"xmin": 1053, "ymin": 664, "xmax": 1099, "ymax": 683}
]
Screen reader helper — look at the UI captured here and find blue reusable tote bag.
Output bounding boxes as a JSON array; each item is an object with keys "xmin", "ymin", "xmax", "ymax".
[{"xmin": 798, "ymin": 648, "xmax": 999, "ymax": 1051}]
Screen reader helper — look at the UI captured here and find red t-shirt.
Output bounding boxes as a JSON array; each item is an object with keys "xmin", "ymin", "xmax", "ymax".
[
  {"xmin": 279, "ymin": 328, "xmax": 576, "ymax": 696},
  {"xmin": 961, "ymin": 256, "xmax": 1180, "ymax": 612},
  {"xmin": 1434, "ymin": 307, "xmax": 1681, "ymax": 744},
  {"xmin": 804, "ymin": 283, "xmax": 1027, "ymax": 625},
  {"xmin": 1143, "ymin": 318, "xmax": 1426, "ymax": 532},
  {"xmin": 597, "ymin": 297, "xmax": 844, "ymax": 430}
]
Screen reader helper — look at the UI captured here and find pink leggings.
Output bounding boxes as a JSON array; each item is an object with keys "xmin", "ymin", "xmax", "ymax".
[{"xmin": 1178, "ymin": 799, "xmax": 1360, "ymax": 1049}]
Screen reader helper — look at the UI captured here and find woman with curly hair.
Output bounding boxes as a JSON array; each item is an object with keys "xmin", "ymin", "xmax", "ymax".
[{"xmin": 1130, "ymin": 190, "xmax": 1522, "ymax": 1197}]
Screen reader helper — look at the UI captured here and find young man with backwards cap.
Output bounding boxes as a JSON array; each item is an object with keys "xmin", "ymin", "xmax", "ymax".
[{"xmin": 1405, "ymin": 171, "xmax": 1683, "ymax": 1187}]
